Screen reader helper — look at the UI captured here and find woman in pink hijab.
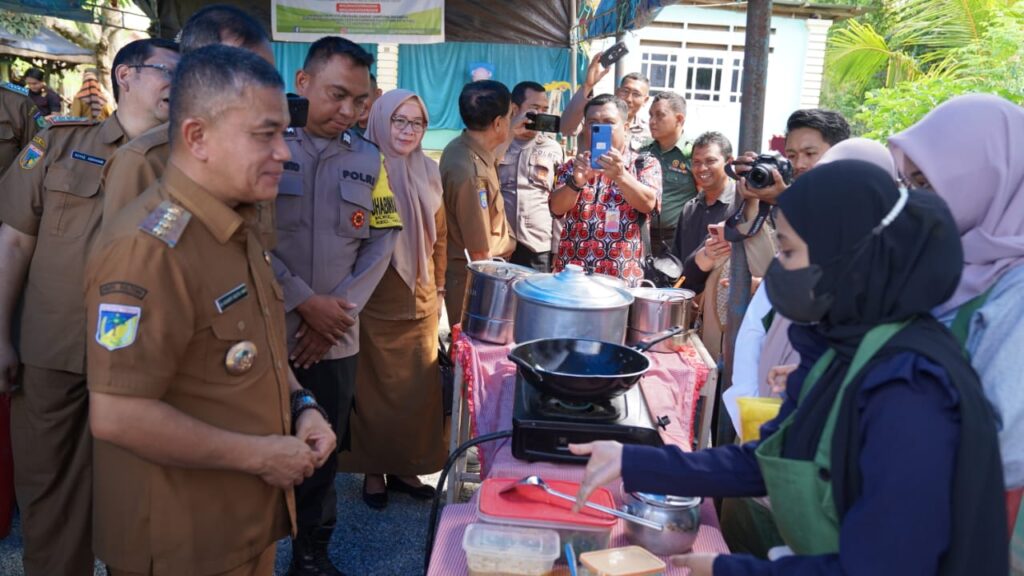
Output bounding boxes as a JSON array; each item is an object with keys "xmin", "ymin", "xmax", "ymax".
[
  {"xmin": 890, "ymin": 94, "xmax": 1024, "ymax": 554},
  {"xmin": 336, "ymin": 89, "xmax": 448, "ymax": 508}
]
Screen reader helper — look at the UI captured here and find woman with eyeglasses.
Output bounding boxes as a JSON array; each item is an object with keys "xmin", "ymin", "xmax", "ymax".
[
  {"xmin": 570, "ymin": 160, "xmax": 1007, "ymax": 575},
  {"xmin": 336, "ymin": 89, "xmax": 448, "ymax": 509},
  {"xmin": 890, "ymin": 93, "xmax": 1024, "ymax": 569}
]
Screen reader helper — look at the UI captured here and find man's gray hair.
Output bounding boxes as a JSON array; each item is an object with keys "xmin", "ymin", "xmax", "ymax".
[
  {"xmin": 169, "ymin": 44, "xmax": 284, "ymax": 144},
  {"xmin": 693, "ymin": 131, "xmax": 733, "ymax": 158}
]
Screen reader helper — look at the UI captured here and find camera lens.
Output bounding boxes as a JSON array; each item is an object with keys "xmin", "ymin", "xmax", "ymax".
[{"xmin": 749, "ymin": 166, "xmax": 773, "ymax": 188}]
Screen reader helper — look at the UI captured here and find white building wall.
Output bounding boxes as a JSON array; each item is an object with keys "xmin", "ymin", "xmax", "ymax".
[{"xmin": 586, "ymin": 5, "xmax": 825, "ymax": 151}]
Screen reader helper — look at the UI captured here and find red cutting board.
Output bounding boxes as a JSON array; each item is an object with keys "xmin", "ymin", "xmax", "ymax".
[{"xmin": 479, "ymin": 477, "xmax": 617, "ymax": 528}]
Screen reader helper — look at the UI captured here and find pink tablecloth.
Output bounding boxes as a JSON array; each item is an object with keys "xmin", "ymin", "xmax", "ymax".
[
  {"xmin": 450, "ymin": 327, "xmax": 710, "ymax": 477},
  {"xmin": 427, "ymin": 499, "xmax": 728, "ymax": 576}
]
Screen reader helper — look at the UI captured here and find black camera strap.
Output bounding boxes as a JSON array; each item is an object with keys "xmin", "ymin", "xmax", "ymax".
[{"xmin": 723, "ymin": 199, "xmax": 773, "ymax": 242}]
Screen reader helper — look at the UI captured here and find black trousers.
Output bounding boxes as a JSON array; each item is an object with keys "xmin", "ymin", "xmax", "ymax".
[
  {"xmin": 292, "ymin": 355, "xmax": 357, "ymax": 541},
  {"xmin": 651, "ymin": 227, "xmax": 676, "ymax": 258},
  {"xmin": 510, "ymin": 244, "xmax": 551, "ymax": 273}
]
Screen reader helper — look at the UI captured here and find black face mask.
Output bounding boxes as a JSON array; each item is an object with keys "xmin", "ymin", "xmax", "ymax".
[{"xmin": 764, "ymin": 258, "xmax": 834, "ymax": 324}]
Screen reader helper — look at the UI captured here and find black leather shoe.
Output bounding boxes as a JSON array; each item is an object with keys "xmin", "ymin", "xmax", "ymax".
[
  {"xmin": 287, "ymin": 536, "xmax": 346, "ymax": 576},
  {"xmin": 386, "ymin": 475, "xmax": 437, "ymax": 500},
  {"xmin": 362, "ymin": 476, "xmax": 388, "ymax": 509}
]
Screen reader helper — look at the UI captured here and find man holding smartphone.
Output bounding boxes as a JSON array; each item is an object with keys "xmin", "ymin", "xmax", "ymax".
[
  {"xmin": 549, "ymin": 94, "xmax": 661, "ymax": 286},
  {"xmin": 498, "ymin": 81, "xmax": 564, "ymax": 272}
]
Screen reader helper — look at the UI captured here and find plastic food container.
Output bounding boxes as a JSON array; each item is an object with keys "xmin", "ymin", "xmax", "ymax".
[
  {"xmin": 477, "ymin": 478, "xmax": 617, "ymax": 556},
  {"xmin": 462, "ymin": 522, "xmax": 560, "ymax": 576},
  {"xmin": 579, "ymin": 546, "xmax": 666, "ymax": 576}
]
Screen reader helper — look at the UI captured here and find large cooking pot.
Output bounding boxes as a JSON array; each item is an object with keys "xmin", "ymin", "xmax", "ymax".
[
  {"xmin": 621, "ymin": 491, "xmax": 702, "ymax": 555},
  {"xmin": 512, "ymin": 265, "xmax": 633, "ymax": 344},
  {"xmin": 507, "ymin": 326, "xmax": 685, "ymax": 401},
  {"xmin": 461, "ymin": 260, "xmax": 537, "ymax": 344},
  {"xmin": 627, "ymin": 282, "xmax": 696, "ymax": 353}
]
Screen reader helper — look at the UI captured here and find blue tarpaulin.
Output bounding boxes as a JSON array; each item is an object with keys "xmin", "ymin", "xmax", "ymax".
[
  {"xmin": 580, "ymin": 0, "xmax": 675, "ymax": 41},
  {"xmin": 397, "ymin": 41, "xmax": 586, "ymax": 131},
  {"xmin": 0, "ymin": 0, "xmax": 91, "ymax": 22}
]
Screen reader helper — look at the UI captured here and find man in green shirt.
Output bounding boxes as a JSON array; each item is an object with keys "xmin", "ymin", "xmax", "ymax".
[{"xmin": 643, "ymin": 91, "xmax": 697, "ymax": 255}]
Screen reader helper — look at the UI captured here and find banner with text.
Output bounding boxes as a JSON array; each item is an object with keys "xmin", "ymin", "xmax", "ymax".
[{"xmin": 272, "ymin": 0, "xmax": 444, "ymax": 43}]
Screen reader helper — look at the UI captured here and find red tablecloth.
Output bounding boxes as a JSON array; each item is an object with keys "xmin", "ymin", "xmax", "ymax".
[{"xmin": 428, "ymin": 499, "xmax": 728, "ymax": 576}]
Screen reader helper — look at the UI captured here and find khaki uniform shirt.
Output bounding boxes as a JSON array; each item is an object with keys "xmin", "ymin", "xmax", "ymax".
[
  {"xmin": 85, "ymin": 163, "xmax": 292, "ymax": 575},
  {"xmin": 0, "ymin": 83, "xmax": 43, "ymax": 178},
  {"xmin": 272, "ymin": 128, "xmax": 400, "ymax": 359},
  {"xmin": 440, "ymin": 132, "xmax": 515, "ymax": 321},
  {"xmin": 0, "ymin": 114, "xmax": 128, "ymax": 374},
  {"xmin": 99, "ymin": 122, "xmax": 277, "ymax": 249},
  {"xmin": 498, "ymin": 133, "xmax": 564, "ymax": 254}
]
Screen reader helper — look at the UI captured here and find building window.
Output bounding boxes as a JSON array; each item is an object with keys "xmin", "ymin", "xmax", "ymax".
[
  {"xmin": 683, "ymin": 51, "xmax": 743, "ymax": 103},
  {"xmin": 641, "ymin": 51, "xmax": 678, "ymax": 90}
]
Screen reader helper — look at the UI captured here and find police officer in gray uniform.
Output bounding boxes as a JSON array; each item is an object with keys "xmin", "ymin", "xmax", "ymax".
[
  {"xmin": 498, "ymin": 82, "xmax": 564, "ymax": 272},
  {"xmin": 270, "ymin": 37, "xmax": 400, "ymax": 576}
]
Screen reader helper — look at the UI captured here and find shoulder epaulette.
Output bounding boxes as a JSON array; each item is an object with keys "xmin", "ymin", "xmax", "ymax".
[
  {"xmin": 284, "ymin": 126, "xmax": 298, "ymax": 138},
  {"xmin": 139, "ymin": 200, "xmax": 192, "ymax": 248},
  {"xmin": 0, "ymin": 82, "xmax": 28, "ymax": 97},
  {"xmin": 352, "ymin": 130, "xmax": 379, "ymax": 149},
  {"xmin": 48, "ymin": 116, "xmax": 95, "ymax": 127}
]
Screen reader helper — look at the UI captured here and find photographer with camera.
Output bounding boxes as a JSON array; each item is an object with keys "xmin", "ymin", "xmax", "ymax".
[
  {"xmin": 672, "ymin": 132, "xmax": 776, "ymax": 359},
  {"xmin": 498, "ymin": 81, "xmax": 565, "ymax": 272}
]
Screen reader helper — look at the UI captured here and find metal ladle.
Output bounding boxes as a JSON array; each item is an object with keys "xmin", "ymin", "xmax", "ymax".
[{"xmin": 500, "ymin": 475, "xmax": 664, "ymax": 531}]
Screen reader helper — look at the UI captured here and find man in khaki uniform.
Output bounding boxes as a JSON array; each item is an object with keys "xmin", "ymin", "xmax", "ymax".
[
  {"xmin": 100, "ymin": 5, "xmax": 277, "ymax": 248},
  {"xmin": 441, "ymin": 80, "xmax": 516, "ymax": 324},
  {"xmin": 0, "ymin": 38, "xmax": 179, "ymax": 576},
  {"xmin": 499, "ymin": 81, "xmax": 564, "ymax": 272},
  {"xmin": 0, "ymin": 82, "xmax": 43, "ymax": 177},
  {"xmin": 86, "ymin": 44, "xmax": 335, "ymax": 576}
]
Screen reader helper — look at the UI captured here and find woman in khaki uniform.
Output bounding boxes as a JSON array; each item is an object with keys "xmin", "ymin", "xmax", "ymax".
[{"xmin": 337, "ymin": 89, "xmax": 448, "ymax": 507}]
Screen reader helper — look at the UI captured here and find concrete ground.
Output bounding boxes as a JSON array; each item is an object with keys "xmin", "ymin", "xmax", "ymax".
[{"xmin": 0, "ymin": 469, "xmax": 471, "ymax": 576}]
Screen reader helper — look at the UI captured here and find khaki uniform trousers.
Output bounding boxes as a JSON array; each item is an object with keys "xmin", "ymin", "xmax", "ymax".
[
  {"xmin": 107, "ymin": 543, "xmax": 277, "ymax": 576},
  {"xmin": 11, "ymin": 364, "xmax": 93, "ymax": 576}
]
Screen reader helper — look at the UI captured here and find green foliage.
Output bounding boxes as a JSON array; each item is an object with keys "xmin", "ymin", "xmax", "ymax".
[
  {"xmin": 854, "ymin": 6, "xmax": 1024, "ymax": 139},
  {"xmin": 0, "ymin": 9, "xmax": 43, "ymax": 38}
]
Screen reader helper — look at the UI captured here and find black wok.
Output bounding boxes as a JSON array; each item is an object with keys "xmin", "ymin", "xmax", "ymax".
[{"xmin": 507, "ymin": 326, "xmax": 686, "ymax": 401}]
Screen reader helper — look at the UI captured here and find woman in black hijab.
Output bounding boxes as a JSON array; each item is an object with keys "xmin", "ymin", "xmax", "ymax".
[{"xmin": 569, "ymin": 160, "xmax": 1007, "ymax": 575}]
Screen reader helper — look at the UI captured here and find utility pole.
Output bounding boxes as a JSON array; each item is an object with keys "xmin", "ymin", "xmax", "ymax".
[{"xmin": 717, "ymin": 0, "xmax": 773, "ymax": 448}]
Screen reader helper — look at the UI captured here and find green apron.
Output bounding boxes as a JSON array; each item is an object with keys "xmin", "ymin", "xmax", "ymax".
[{"xmin": 754, "ymin": 321, "xmax": 909, "ymax": 555}]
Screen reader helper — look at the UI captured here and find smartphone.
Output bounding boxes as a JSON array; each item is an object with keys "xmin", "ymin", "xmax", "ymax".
[
  {"xmin": 708, "ymin": 223, "xmax": 725, "ymax": 242},
  {"xmin": 525, "ymin": 112, "xmax": 561, "ymax": 133},
  {"xmin": 287, "ymin": 93, "xmax": 309, "ymax": 128},
  {"xmin": 600, "ymin": 41, "xmax": 629, "ymax": 68},
  {"xmin": 590, "ymin": 124, "xmax": 613, "ymax": 169}
]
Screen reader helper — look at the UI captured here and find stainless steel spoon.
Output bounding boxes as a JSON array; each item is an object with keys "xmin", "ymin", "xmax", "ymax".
[{"xmin": 500, "ymin": 475, "xmax": 664, "ymax": 531}]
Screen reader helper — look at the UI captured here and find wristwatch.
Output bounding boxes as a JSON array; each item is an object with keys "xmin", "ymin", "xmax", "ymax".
[
  {"xmin": 290, "ymin": 389, "xmax": 328, "ymax": 423},
  {"xmin": 566, "ymin": 178, "xmax": 584, "ymax": 192}
]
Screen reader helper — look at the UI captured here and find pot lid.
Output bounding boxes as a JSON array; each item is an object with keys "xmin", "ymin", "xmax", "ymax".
[
  {"xmin": 629, "ymin": 492, "xmax": 701, "ymax": 508},
  {"xmin": 630, "ymin": 287, "xmax": 696, "ymax": 302},
  {"xmin": 467, "ymin": 260, "xmax": 537, "ymax": 281},
  {"xmin": 513, "ymin": 265, "xmax": 634, "ymax": 308}
]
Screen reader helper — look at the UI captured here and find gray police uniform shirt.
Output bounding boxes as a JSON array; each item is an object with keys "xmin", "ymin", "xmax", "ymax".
[
  {"xmin": 497, "ymin": 133, "xmax": 564, "ymax": 254},
  {"xmin": 271, "ymin": 128, "xmax": 399, "ymax": 360}
]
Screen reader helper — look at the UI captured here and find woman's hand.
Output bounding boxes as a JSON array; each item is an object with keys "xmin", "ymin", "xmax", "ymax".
[
  {"xmin": 767, "ymin": 363, "xmax": 798, "ymax": 395},
  {"xmin": 671, "ymin": 553, "xmax": 719, "ymax": 576},
  {"xmin": 568, "ymin": 441, "xmax": 623, "ymax": 512}
]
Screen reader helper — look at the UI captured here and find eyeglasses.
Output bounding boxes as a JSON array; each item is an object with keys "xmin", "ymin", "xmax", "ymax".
[
  {"xmin": 130, "ymin": 63, "xmax": 175, "ymax": 79},
  {"xmin": 391, "ymin": 116, "xmax": 427, "ymax": 133}
]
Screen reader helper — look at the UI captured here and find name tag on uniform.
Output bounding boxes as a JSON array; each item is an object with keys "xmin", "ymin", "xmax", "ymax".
[
  {"xmin": 479, "ymin": 189, "xmax": 488, "ymax": 209},
  {"xmin": 215, "ymin": 283, "xmax": 248, "ymax": 313},
  {"xmin": 605, "ymin": 209, "xmax": 620, "ymax": 233},
  {"xmin": 71, "ymin": 151, "xmax": 106, "ymax": 166}
]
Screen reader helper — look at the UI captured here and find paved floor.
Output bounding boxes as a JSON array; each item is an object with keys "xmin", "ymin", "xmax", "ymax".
[{"xmin": 0, "ymin": 470, "xmax": 463, "ymax": 576}]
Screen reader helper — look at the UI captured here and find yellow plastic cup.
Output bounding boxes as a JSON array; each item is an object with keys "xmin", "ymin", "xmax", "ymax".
[{"xmin": 737, "ymin": 397, "xmax": 784, "ymax": 442}]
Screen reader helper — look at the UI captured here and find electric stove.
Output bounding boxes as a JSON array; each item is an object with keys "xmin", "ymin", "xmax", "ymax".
[{"xmin": 511, "ymin": 376, "xmax": 666, "ymax": 464}]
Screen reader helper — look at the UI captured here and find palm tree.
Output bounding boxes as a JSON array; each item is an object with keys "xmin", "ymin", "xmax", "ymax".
[{"xmin": 826, "ymin": 0, "xmax": 1018, "ymax": 90}]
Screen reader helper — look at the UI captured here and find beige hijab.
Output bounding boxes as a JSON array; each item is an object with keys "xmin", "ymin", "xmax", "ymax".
[{"xmin": 365, "ymin": 89, "xmax": 443, "ymax": 291}]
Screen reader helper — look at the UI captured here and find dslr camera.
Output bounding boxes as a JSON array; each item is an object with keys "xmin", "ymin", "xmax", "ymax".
[{"xmin": 725, "ymin": 153, "xmax": 794, "ymax": 190}]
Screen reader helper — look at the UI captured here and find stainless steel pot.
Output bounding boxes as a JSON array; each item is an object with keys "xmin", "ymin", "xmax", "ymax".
[
  {"xmin": 621, "ymin": 491, "xmax": 702, "ymax": 555},
  {"xmin": 460, "ymin": 260, "xmax": 537, "ymax": 344},
  {"xmin": 512, "ymin": 265, "xmax": 633, "ymax": 344},
  {"xmin": 627, "ymin": 283, "xmax": 696, "ymax": 353}
]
